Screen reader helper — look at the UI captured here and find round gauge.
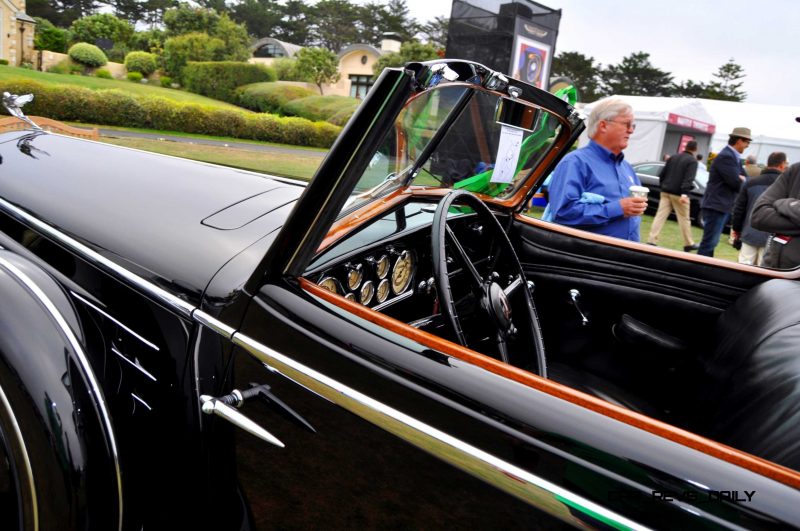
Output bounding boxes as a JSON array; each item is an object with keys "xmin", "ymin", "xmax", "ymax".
[
  {"xmin": 391, "ymin": 250, "xmax": 414, "ymax": 295},
  {"xmin": 376, "ymin": 279, "xmax": 390, "ymax": 303},
  {"xmin": 360, "ymin": 281, "xmax": 375, "ymax": 305},
  {"xmin": 346, "ymin": 265, "xmax": 363, "ymax": 290},
  {"xmin": 344, "ymin": 292, "xmax": 356, "ymax": 302},
  {"xmin": 376, "ymin": 255, "xmax": 390, "ymax": 279},
  {"xmin": 318, "ymin": 276, "xmax": 339, "ymax": 294}
]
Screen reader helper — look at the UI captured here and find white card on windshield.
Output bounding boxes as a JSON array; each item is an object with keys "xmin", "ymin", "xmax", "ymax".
[{"xmin": 490, "ymin": 125, "xmax": 523, "ymax": 183}]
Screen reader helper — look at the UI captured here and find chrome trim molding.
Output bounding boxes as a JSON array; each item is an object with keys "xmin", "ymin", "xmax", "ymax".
[
  {"xmin": 130, "ymin": 393, "xmax": 152, "ymax": 411},
  {"xmin": 0, "ymin": 256, "xmax": 123, "ymax": 531},
  {"xmin": 73, "ymin": 291, "xmax": 160, "ymax": 351},
  {"xmin": 111, "ymin": 346, "xmax": 157, "ymax": 382},
  {"xmin": 192, "ymin": 310, "xmax": 236, "ymax": 339},
  {"xmin": 373, "ymin": 288, "xmax": 413, "ymax": 312},
  {"xmin": 0, "ymin": 197, "xmax": 194, "ymax": 318},
  {"xmin": 0, "ymin": 381, "xmax": 39, "ymax": 531},
  {"xmin": 232, "ymin": 331, "xmax": 647, "ymax": 530}
]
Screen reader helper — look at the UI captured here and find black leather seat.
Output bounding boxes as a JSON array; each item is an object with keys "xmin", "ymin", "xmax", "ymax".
[
  {"xmin": 550, "ymin": 278, "xmax": 800, "ymax": 471},
  {"xmin": 700, "ymin": 279, "xmax": 800, "ymax": 469}
]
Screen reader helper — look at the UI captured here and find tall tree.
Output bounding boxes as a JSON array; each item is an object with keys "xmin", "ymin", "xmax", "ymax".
[
  {"xmin": 551, "ymin": 51, "xmax": 602, "ymax": 102},
  {"xmin": 600, "ymin": 51, "xmax": 673, "ymax": 97},
  {"xmin": 163, "ymin": 5, "xmax": 220, "ymax": 36},
  {"xmin": 231, "ymin": 0, "xmax": 282, "ymax": 38},
  {"xmin": 704, "ymin": 58, "xmax": 746, "ymax": 101},
  {"xmin": 276, "ymin": 0, "xmax": 312, "ymax": 45},
  {"xmin": 308, "ymin": 0, "xmax": 360, "ymax": 52},
  {"xmin": 670, "ymin": 79, "xmax": 708, "ymax": 98},
  {"xmin": 418, "ymin": 16, "xmax": 449, "ymax": 50},
  {"xmin": 378, "ymin": 0, "xmax": 417, "ymax": 42}
]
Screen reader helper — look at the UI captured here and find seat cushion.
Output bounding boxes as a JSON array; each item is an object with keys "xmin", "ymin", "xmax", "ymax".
[{"xmin": 703, "ymin": 279, "xmax": 800, "ymax": 469}]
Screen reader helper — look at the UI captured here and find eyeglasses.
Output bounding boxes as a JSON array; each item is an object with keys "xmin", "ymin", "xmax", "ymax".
[{"xmin": 606, "ymin": 120, "xmax": 636, "ymax": 131}]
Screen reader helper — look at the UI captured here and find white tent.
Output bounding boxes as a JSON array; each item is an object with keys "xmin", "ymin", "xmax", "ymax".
[
  {"xmin": 578, "ymin": 96, "xmax": 717, "ymax": 163},
  {"xmin": 578, "ymin": 96, "xmax": 800, "ymax": 165},
  {"xmin": 698, "ymin": 99, "xmax": 800, "ymax": 164}
]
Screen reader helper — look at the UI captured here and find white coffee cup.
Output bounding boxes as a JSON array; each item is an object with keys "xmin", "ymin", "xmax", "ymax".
[{"xmin": 629, "ymin": 185, "xmax": 649, "ymax": 199}]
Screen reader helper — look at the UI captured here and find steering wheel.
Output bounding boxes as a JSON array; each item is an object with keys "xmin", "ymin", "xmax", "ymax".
[{"xmin": 431, "ymin": 189, "xmax": 546, "ymax": 377}]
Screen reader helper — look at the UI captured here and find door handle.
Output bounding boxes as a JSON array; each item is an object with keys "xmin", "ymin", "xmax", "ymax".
[
  {"xmin": 569, "ymin": 289, "xmax": 589, "ymax": 326},
  {"xmin": 200, "ymin": 395, "xmax": 285, "ymax": 448}
]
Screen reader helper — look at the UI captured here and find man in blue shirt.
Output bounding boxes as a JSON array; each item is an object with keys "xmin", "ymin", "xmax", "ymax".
[{"xmin": 546, "ymin": 98, "xmax": 646, "ymax": 241}]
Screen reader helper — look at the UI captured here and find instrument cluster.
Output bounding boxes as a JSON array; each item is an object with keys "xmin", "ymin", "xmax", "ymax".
[{"xmin": 317, "ymin": 247, "xmax": 416, "ymax": 308}]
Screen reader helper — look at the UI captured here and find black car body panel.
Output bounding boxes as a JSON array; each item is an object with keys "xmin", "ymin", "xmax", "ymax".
[{"xmin": 1, "ymin": 59, "xmax": 799, "ymax": 530}]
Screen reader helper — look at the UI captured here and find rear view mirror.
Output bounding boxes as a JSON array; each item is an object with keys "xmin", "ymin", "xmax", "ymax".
[{"xmin": 494, "ymin": 97, "xmax": 540, "ymax": 132}]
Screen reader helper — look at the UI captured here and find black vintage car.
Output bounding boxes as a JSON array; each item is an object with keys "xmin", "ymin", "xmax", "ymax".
[
  {"xmin": 2, "ymin": 61, "xmax": 800, "ymax": 530},
  {"xmin": 632, "ymin": 161, "xmax": 708, "ymax": 227}
]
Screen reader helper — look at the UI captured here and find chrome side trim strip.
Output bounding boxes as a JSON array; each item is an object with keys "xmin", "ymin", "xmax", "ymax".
[
  {"xmin": 232, "ymin": 332, "xmax": 647, "ymax": 531},
  {"xmin": 0, "ymin": 380, "xmax": 38, "ymax": 531},
  {"xmin": 192, "ymin": 309, "xmax": 236, "ymax": 339},
  {"xmin": 130, "ymin": 393, "xmax": 152, "ymax": 411},
  {"xmin": 72, "ymin": 291, "xmax": 160, "ymax": 351},
  {"xmin": 0, "ymin": 256, "xmax": 123, "ymax": 531},
  {"xmin": 373, "ymin": 288, "xmax": 413, "ymax": 312},
  {"xmin": 0, "ymin": 197, "xmax": 194, "ymax": 318},
  {"xmin": 111, "ymin": 346, "xmax": 157, "ymax": 382}
]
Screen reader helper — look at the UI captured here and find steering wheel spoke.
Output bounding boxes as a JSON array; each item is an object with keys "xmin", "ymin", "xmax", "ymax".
[
  {"xmin": 431, "ymin": 190, "xmax": 546, "ymax": 376},
  {"xmin": 445, "ymin": 225, "xmax": 484, "ymax": 296}
]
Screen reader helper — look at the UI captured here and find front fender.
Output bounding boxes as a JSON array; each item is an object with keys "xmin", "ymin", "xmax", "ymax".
[{"xmin": 0, "ymin": 251, "xmax": 121, "ymax": 530}]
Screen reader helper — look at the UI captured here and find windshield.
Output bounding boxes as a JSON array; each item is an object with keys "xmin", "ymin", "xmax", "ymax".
[{"xmin": 340, "ymin": 84, "xmax": 564, "ymax": 217}]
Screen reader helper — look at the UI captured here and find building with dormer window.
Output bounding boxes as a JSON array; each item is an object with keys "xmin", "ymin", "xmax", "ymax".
[{"xmin": 0, "ymin": 0, "xmax": 35, "ymax": 66}]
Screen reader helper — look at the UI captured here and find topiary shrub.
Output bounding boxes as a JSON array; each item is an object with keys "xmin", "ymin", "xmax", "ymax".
[
  {"xmin": 182, "ymin": 61, "xmax": 276, "ymax": 104},
  {"xmin": 282, "ymin": 95, "xmax": 360, "ymax": 126},
  {"xmin": 124, "ymin": 51, "xmax": 157, "ymax": 76},
  {"xmin": 0, "ymin": 59, "xmax": 9, "ymax": 66},
  {"xmin": 68, "ymin": 42, "xmax": 108, "ymax": 68},
  {"xmin": 0, "ymin": 77, "xmax": 342, "ymax": 148},
  {"xmin": 236, "ymin": 82, "xmax": 316, "ymax": 114},
  {"xmin": 127, "ymin": 71, "xmax": 143, "ymax": 82},
  {"xmin": 94, "ymin": 69, "xmax": 112, "ymax": 79},
  {"xmin": 159, "ymin": 76, "xmax": 172, "ymax": 88}
]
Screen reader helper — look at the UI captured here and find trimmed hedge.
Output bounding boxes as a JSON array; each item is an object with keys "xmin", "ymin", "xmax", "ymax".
[
  {"xmin": 68, "ymin": 43, "xmax": 108, "ymax": 68},
  {"xmin": 0, "ymin": 78, "xmax": 340, "ymax": 148},
  {"xmin": 282, "ymin": 95, "xmax": 360, "ymax": 126},
  {"xmin": 236, "ymin": 82, "xmax": 316, "ymax": 114},
  {"xmin": 124, "ymin": 51, "xmax": 157, "ymax": 76},
  {"xmin": 182, "ymin": 62, "xmax": 276, "ymax": 104}
]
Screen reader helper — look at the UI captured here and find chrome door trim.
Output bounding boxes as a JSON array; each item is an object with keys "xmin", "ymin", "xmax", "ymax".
[
  {"xmin": 0, "ymin": 255, "xmax": 123, "ymax": 531},
  {"xmin": 0, "ymin": 197, "xmax": 195, "ymax": 318},
  {"xmin": 231, "ymin": 331, "xmax": 647, "ymax": 531},
  {"xmin": 0, "ymin": 381, "xmax": 38, "ymax": 531}
]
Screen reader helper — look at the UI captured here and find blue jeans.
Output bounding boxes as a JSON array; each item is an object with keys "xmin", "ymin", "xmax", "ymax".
[{"xmin": 698, "ymin": 209, "xmax": 730, "ymax": 257}]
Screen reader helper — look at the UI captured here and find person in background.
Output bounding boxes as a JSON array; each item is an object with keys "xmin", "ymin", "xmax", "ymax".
[
  {"xmin": 647, "ymin": 140, "xmax": 699, "ymax": 251},
  {"xmin": 750, "ymin": 161, "xmax": 800, "ymax": 269},
  {"xmin": 546, "ymin": 97, "xmax": 646, "ymax": 241},
  {"xmin": 745, "ymin": 154, "xmax": 762, "ymax": 177},
  {"xmin": 732, "ymin": 152, "xmax": 788, "ymax": 265},
  {"xmin": 697, "ymin": 127, "xmax": 751, "ymax": 256}
]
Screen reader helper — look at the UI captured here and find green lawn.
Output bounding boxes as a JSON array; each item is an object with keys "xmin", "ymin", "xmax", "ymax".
[
  {"xmin": 100, "ymin": 136, "xmax": 323, "ymax": 181},
  {"xmin": 0, "ymin": 65, "xmax": 243, "ymax": 110}
]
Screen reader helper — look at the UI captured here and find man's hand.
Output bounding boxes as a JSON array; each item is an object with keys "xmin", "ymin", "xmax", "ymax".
[
  {"xmin": 620, "ymin": 197, "xmax": 647, "ymax": 217},
  {"xmin": 679, "ymin": 194, "xmax": 690, "ymax": 205}
]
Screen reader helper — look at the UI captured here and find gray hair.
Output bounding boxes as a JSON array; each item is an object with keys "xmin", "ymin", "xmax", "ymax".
[
  {"xmin": 587, "ymin": 97, "xmax": 633, "ymax": 137},
  {"xmin": 746, "ymin": 154, "xmax": 758, "ymax": 164}
]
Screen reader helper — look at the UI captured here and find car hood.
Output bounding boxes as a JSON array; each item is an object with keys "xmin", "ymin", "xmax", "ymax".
[{"xmin": 0, "ymin": 131, "xmax": 303, "ymax": 307}]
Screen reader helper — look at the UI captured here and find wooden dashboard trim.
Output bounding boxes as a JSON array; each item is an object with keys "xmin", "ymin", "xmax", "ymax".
[{"xmin": 300, "ymin": 277, "xmax": 800, "ymax": 489}]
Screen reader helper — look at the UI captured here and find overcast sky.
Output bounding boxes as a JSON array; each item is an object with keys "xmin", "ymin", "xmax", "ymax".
[{"xmin": 400, "ymin": 0, "xmax": 797, "ymax": 107}]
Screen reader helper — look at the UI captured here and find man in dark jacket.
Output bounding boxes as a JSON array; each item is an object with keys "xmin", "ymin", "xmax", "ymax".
[
  {"xmin": 697, "ymin": 127, "xmax": 751, "ymax": 257},
  {"xmin": 647, "ymin": 140, "xmax": 699, "ymax": 250},
  {"xmin": 751, "ymin": 162, "xmax": 800, "ymax": 269},
  {"xmin": 731, "ymin": 152, "xmax": 788, "ymax": 265}
]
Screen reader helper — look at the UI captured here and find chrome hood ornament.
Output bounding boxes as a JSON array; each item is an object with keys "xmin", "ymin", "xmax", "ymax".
[{"xmin": 2, "ymin": 92, "xmax": 43, "ymax": 132}]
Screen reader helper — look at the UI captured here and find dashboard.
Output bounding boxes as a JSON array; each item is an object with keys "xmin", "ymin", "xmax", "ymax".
[{"xmin": 305, "ymin": 200, "xmax": 490, "ymax": 326}]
